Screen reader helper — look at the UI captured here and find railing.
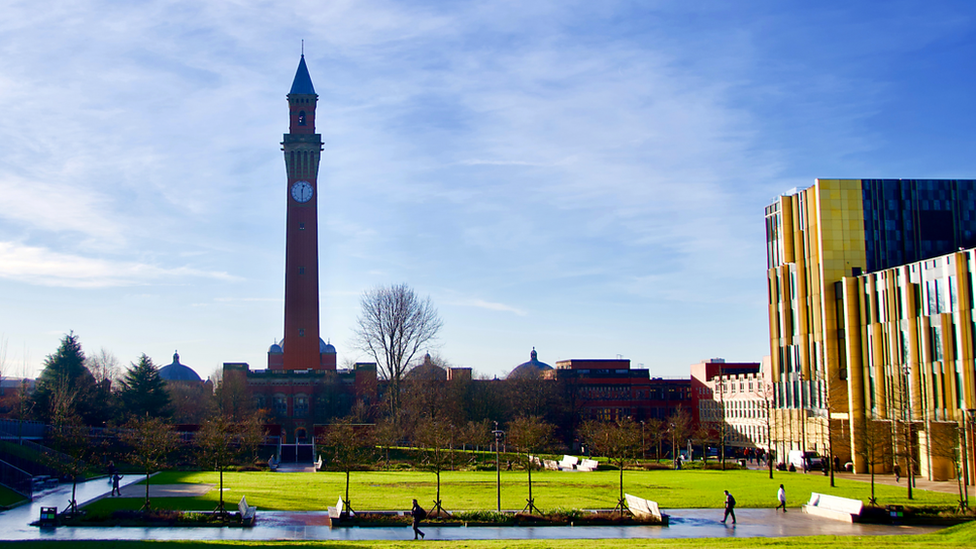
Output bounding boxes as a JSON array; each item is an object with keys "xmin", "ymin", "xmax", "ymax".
[
  {"xmin": 20, "ymin": 439, "xmax": 82, "ymax": 470},
  {"xmin": 0, "ymin": 459, "xmax": 33, "ymax": 500},
  {"xmin": 0, "ymin": 419, "xmax": 46, "ymax": 440}
]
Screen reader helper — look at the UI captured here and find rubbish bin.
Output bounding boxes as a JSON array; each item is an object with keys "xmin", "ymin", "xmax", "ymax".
[
  {"xmin": 887, "ymin": 504, "xmax": 904, "ymax": 524},
  {"xmin": 39, "ymin": 507, "xmax": 57, "ymax": 526}
]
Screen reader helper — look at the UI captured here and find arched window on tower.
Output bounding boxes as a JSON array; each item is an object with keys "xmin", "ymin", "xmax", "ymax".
[{"xmin": 298, "ymin": 110, "xmax": 306, "ymax": 126}]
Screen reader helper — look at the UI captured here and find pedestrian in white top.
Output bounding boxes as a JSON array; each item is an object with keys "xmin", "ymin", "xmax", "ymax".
[{"xmin": 776, "ymin": 484, "xmax": 787, "ymax": 512}]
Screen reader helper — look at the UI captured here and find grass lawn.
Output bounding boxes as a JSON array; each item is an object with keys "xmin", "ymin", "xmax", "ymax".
[
  {"xmin": 3, "ymin": 520, "xmax": 976, "ymax": 549},
  {"xmin": 0, "ymin": 483, "xmax": 28, "ymax": 508},
  {"xmin": 82, "ymin": 468, "xmax": 958, "ymax": 514}
]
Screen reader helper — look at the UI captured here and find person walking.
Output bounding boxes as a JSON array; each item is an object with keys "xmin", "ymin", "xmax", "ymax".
[
  {"xmin": 411, "ymin": 499, "xmax": 426, "ymax": 540},
  {"xmin": 721, "ymin": 490, "xmax": 736, "ymax": 524},
  {"xmin": 111, "ymin": 473, "xmax": 123, "ymax": 497},
  {"xmin": 776, "ymin": 484, "xmax": 787, "ymax": 512},
  {"xmin": 894, "ymin": 463, "xmax": 901, "ymax": 482}
]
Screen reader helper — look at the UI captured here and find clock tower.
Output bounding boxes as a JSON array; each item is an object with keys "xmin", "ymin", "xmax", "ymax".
[{"xmin": 276, "ymin": 54, "xmax": 330, "ymax": 370}]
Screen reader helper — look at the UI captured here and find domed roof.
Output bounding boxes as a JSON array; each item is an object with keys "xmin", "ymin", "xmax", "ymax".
[
  {"xmin": 158, "ymin": 351, "xmax": 203, "ymax": 382},
  {"xmin": 507, "ymin": 348, "xmax": 553, "ymax": 379},
  {"xmin": 405, "ymin": 352, "xmax": 447, "ymax": 381},
  {"xmin": 320, "ymin": 339, "xmax": 336, "ymax": 354},
  {"xmin": 270, "ymin": 338, "xmax": 336, "ymax": 354}
]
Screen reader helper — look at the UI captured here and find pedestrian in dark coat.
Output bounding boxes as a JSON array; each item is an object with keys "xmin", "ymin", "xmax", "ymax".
[
  {"xmin": 111, "ymin": 473, "xmax": 123, "ymax": 497},
  {"xmin": 721, "ymin": 490, "xmax": 737, "ymax": 524},
  {"xmin": 411, "ymin": 499, "xmax": 426, "ymax": 540}
]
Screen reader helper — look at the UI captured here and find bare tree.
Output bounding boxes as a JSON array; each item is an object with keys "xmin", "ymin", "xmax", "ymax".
[
  {"xmin": 47, "ymin": 376, "xmax": 96, "ymax": 515},
  {"xmin": 121, "ymin": 416, "xmax": 180, "ymax": 511},
  {"xmin": 353, "ymin": 284, "xmax": 442, "ymax": 418},
  {"xmin": 580, "ymin": 418, "xmax": 642, "ymax": 515},
  {"xmin": 415, "ymin": 419, "xmax": 453, "ymax": 517},
  {"xmin": 667, "ymin": 408, "xmax": 692, "ymax": 467},
  {"xmin": 856, "ymin": 418, "xmax": 893, "ymax": 506},
  {"xmin": 317, "ymin": 420, "xmax": 376, "ymax": 513},
  {"xmin": 507, "ymin": 416, "xmax": 554, "ymax": 515},
  {"xmin": 642, "ymin": 418, "xmax": 664, "ymax": 460},
  {"xmin": 0, "ymin": 336, "xmax": 8, "ymax": 387},
  {"xmin": 756, "ymin": 381, "xmax": 775, "ymax": 479},
  {"xmin": 458, "ymin": 419, "xmax": 492, "ymax": 452},
  {"xmin": 928, "ymin": 421, "xmax": 966, "ymax": 510},
  {"xmin": 196, "ymin": 414, "xmax": 266, "ymax": 517},
  {"xmin": 86, "ymin": 347, "xmax": 122, "ymax": 385}
]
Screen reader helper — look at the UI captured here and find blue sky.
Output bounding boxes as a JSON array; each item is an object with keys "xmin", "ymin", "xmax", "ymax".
[{"xmin": 2, "ymin": 1, "xmax": 976, "ymax": 381}]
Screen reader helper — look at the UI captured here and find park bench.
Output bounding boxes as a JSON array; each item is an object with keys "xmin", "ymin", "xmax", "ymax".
[
  {"xmin": 802, "ymin": 492, "xmax": 863, "ymax": 522},
  {"xmin": 577, "ymin": 459, "xmax": 599, "ymax": 471},
  {"xmin": 543, "ymin": 459, "xmax": 559, "ymax": 470},
  {"xmin": 238, "ymin": 495, "xmax": 257, "ymax": 526},
  {"xmin": 558, "ymin": 455, "xmax": 579, "ymax": 471},
  {"xmin": 328, "ymin": 497, "xmax": 345, "ymax": 521},
  {"xmin": 625, "ymin": 493, "xmax": 669, "ymax": 525}
]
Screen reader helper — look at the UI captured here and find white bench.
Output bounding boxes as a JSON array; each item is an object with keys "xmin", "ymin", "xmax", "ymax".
[
  {"xmin": 558, "ymin": 455, "xmax": 579, "ymax": 471},
  {"xmin": 238, "ymin": 495, "xmax": 257, "ymax": 526},
  {"xmin": 328, "ymin": 497, "xmax": 344, "ymax": 520},
  {"xmin": 802, "ymin": 492, "xmax": 863, "ymax": 522},
  {"xmin": 625, "ymin": 493, "xmax": 669, "ymax": 525},
  {"xmin": 543, "ymin": 459, "xmax": 559, "ymax": 471},
  {"xmin": 577, "ymin": 459, "xmax": 599, "ymax": 471}
]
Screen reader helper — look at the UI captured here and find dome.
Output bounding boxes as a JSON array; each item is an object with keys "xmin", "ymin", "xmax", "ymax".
[
  {"xmin": 405, "ymin": 353, "xmax": 447, "ymax": 381},
  {"xmin": 507, "ymin": 348, "xmax": 553, "ymax": 379},
  {"xmin": 271, "ymin": 338, "xmax": 336, "ymax": 354},
  {"xmin": 320, "ymin": 339, "xmax": 336, "ymax": 354},
  {"xmin": 158, "ymin": 351, "xmax": 203, "ymax": 382}
]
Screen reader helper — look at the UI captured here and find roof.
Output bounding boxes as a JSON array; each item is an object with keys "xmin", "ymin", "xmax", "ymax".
[
  {"xmin": 158, "ymin": 351, "xmax": 203, "ymax": 382},
  {"xmin": 507, "ymin": 348, "xmax": 553, "ymax": 379},
  {"xmin": 405, "ymin": 353, "xmax": 447, "ymax": 381},
  {"xmin": 289, "ymin": 55, "xmax": 316, "ymax": 95}
]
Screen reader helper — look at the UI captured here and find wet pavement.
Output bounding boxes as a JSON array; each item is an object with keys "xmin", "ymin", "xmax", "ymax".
[{"xmin": 0, "ymin": 478, "xmax": 946, "ymax": 541}]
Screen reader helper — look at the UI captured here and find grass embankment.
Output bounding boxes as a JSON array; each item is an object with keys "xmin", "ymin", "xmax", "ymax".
[
  {"xmin": 4, "ymin": 520, "xmax": 976, "ymax": 548},
  {"xmin": 82, "ymin": 468, "xmax": 958, "ymax": 514},
  {"xmin": 0, "ymin": 483, "xmax": 28, "ymax": 508}
]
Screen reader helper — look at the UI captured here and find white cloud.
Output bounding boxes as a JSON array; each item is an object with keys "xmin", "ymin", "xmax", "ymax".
[
  {"xmin": 0, "ymin": 241, "xmax": 238, "ymax": 288},
  {"xmin": 447, "ymin": 297, "xmax": 528, "ymax": 317}
]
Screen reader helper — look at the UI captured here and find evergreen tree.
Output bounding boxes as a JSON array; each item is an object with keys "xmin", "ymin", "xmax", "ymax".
[
  {"xmin": 32, "ymin": 332, "xmax": 102, "ymax": 424},
  {"xmin": 118, "ymin": 354, "xmax": 172, "ymax": 419}
]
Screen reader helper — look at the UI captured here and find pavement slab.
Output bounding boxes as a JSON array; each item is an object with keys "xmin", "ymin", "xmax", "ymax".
[{"xmin": 0, "ymin": 477, "xmax": 948, "ymax": 542}]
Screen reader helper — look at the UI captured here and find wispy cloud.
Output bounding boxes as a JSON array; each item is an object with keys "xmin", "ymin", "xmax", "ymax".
[
  {"xmin": 448, "ymin": 298, "xmax": 528, "ymax": 317},
  {"xmin": 0, "ymin": 242, "xmax": 239, "ymax": 288}
]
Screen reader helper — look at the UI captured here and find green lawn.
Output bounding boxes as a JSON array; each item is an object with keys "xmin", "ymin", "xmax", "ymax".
[
  {"xmin": 83, "ymin": 468, "xmax": 958, "ymax": 514},
  {"xmin": 3, "ymin": 521, "xmax": 976, "ymax": 549},
  {"xmin": 0, "ymin": 483, "xmax": 28, "ymax": 508}
]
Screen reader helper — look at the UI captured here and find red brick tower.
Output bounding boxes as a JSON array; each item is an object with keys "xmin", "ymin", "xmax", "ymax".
[{"xmin": 279, "ymin": 55, "xmax": 325, "ymax": 370}]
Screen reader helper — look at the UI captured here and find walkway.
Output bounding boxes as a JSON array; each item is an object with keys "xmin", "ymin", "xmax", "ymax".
[{"xmin": 0, "ymin": 477, "xmax": 945, "ymax": 542}]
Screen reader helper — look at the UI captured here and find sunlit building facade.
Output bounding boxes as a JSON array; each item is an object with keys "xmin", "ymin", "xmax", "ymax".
[{"xmin": 765, "ymin": 178, "xmax": 976, "ymax": 481}]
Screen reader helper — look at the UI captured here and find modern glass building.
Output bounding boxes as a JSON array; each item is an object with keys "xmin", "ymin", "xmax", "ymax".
[{"xmin": 765, "ymin": 178, "xmax": 976, "ymax": 482}]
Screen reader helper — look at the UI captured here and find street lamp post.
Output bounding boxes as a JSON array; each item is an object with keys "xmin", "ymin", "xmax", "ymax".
[
  {"xmin": 902, "ymin": 364, "xmax": 913, "ymax": 500},
  {"xmin": 798, "ymin": 371, "xmax": 806, "ymax": 453},
  {"xmin": 492, "ymin": 421, "xmax": 505, "ymax": 512},
  {"xmin": 965, "ymin": 409, "xmax": 976, "ymax": 510},
  {"xmin": 640, "ymin": 420, "xmax": 645, "ymax": 463},
  {"xmin": 670, "ymin": 423, "xmax": 677, "ymax": 469}
]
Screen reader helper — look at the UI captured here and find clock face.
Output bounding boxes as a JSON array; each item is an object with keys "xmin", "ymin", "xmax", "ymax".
[{"xmin": 291, "ymin": 181, "xmax": 314, "ymax": 203}]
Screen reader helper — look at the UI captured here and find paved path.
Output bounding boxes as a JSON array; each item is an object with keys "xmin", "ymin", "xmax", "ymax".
[
  {"xmin": 0, "ymin": 477, "xmax": 946, "ymax": 542},
  {"xmin": 744, "ymin": 462, "xmax": 967, "ymax": 497}
]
